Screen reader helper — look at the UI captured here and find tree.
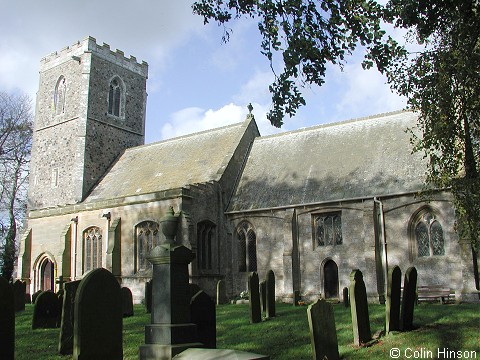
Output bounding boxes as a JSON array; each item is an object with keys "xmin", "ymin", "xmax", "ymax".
[
  {"xmin": 192, "ymin": 0, "xmax": 401, "ymax": 127},
  {"xmin": 0, "ymin": 91, "xmax": 33, "ymax": 281},
  {"xmin": 381, "ymin": 0, "xmax": 480, "ymax": 293}
]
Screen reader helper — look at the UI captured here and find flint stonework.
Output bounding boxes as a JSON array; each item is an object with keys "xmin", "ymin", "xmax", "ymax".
[
  {"xmin": 307, "ymin": 299, "xmax": 340, "ymax": 360},
  {"xmin": 349, "ymin": 269, "xmax": 371, "ymax": 346}
]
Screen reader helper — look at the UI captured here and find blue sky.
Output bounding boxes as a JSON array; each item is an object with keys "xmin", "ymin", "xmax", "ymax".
[{"xmin": 0, "ymin": 1, "xmax": 406, "ymax": 144}]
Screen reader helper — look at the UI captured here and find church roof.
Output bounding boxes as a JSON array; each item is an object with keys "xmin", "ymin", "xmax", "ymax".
[
  {"xmin": 86, "ymin": 119, "xmax": 254, "ymax": 202},
  {"xmin": 228, "ymin": 111, "xmax": 427, "ymax": 212}
]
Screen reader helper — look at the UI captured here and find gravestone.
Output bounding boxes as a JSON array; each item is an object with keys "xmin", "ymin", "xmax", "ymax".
[
  {"xmin": 32, "ymin": 290, "xmax": 42, "ymax": 304},
  {"xmin": 400, "ymin": 266, "xmax": 417, "ymax": 331},
  {"xmin": 343, "ymin": 287, "xmax": 349, "ymax": 307},
  {"xmin": 0, "ymin": 276, "xmax": 15, "ymax": 360},
  {"xmin": 32, "ymin": 290, "xmax": 61, "ymax": 329},
  {"xmin": 73, "ymin": 268, "xmax": 123, "ymax": 360},
  {"xmin": 259, "ymin": 280, "xmax": 266, "ymax": 313},
  {"xmin": 307, "ymin": 299, "xmax": 340, "ymax": 360},
  {"xmin": 13, "ymin": 279, "xmax": 26, "ymax": 312},
  {"xmin": 191, "ymin": 290, "xmax": 216, "ymax": 348},
  {"xmin": 145, "ymin": 279, "xmax": 152, "ymax": 313},
  {"xmin": 248, "ymin": 272, "xmax": 262, "ymax": 323},
  {"xmin": 349, "ymin": 269, "xmax": 371, "ymax": 346},
  {"xmin": 266, "ymin": 270, "xmax": 276, "ymax": 318},
  {"xmin": 216, "ymin": 280, "xmax": 228, "ymax": 305},
  {"xmin": 121, "ymin": 287, "xmax": 134, "ymax": 317},
  {"xmin": 386, "ymin": 266, "xmax": 402, "ymax": 333},
  {"xmin": 58, "ymin": 280, "xmax": 81, "ymax": 355}
]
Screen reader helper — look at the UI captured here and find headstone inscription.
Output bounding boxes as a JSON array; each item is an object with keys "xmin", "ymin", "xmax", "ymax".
[
  {"xmin": 248, "ymin": 272, "xmax": 262, "ymax": 324},
  {"xmin": 349, "ymin": 269, "xmax": 371, "ymax": 346},
  {"xmin": 73, "ymin": 268, "xmax": 123, "ymax": 360},
  {"xmin": 32, "ymin": 291, "xmax": 61, "ymax": 329},
  {"xmin": 0, "ymin": 276, "xmax": 15, "ymax": 360},
  {"xmin": 400, "ymin": 266, "xmax": 417, "ymax": 331},
  {"xmin": 386, "ymin": 266, "xmax": 402, "ymax": 333},
  {"xmin": 307, "ymin": 299, "xmax": 340, "ymax": 360}
]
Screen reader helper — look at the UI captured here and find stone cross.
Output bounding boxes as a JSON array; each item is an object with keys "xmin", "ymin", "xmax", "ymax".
[
  {"xmin": 266, "ymin": 270, "xmax": 276, "ymax": 318},
  {"xmin": 386, "ymin": 266, "xmax": 401, "ymax": 333},
  {"xmin": 0, "ymin": 276, "xmax": 14, "ymax": 360},
  {"xmin": 400, "ymin": 266, "xmax": 417, "ymax": 331},
  {"xmin": 349, "ymin": 269, "xmax": 371, "ymax": 346},
  {"xmin": 73, "ymin": 268, "xmax": 123, "ymax": 360},
  {"xmin": 248, "ymin": 272, "xmax": 262, "ymax": 324},
  {"xmin": 307, "ymin": 299, "xmax": 340, "ymax": 360}
]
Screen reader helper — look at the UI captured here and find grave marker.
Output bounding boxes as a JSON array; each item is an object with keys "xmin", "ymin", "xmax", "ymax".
[
  {"xmin": 13, "ymin": 279, "xmax": 26, "ymax": 312},
  {"xmin": 343, "ymin": 287, "xmax": 349, "ymax": 307},
  {"xmin": 216, "ymin": 280, "xmax": 228, "ymax": 305},
  {"xmin": 73, "ymin": 268, "xmax": 123, "ymax": 360},
  {"xmin": 121, "ymin": 287, "xmax": 134, "ymax": 317},
  {"xmin": 58, "ymin": 280, "xmax": 81, "ymax": 355},
  {"xmin": 266, "ymin": 270, "xmax": 276, "ymax": 318},
  {"xmin": 248, "ymin": 272, "xmax": 262, "ymax": 323},
  {"xmin": 0, "ymin": 276, "xmax": 14, "ymax": 360},
  {"xmin": 307, "ymin": 299, "xmax": 340, "ymax": 360},
  {"xmin": 191, "ymin": 290, "xmax": 216, "ymax": 349},
  {"xmin": 260, "ymin": 280, "xmax": 266, "ymax": 313},
  {"xmin": 349, "ymin": 269, "xmax": 371, "ymax": 346},
  {"xmin": 145, "ymin": 279, "xmax": 152, "ymax": 313},
  {"xmin": 386, "ymin": 266, "xmax": 401, "ymax": 333},
  {"xmin": 32, "ymin": 291, "xmax": 61, "ymax": 329},
  {"xmin": 400, "ymin": 266, "xmax": 417, "ymax": 331}
]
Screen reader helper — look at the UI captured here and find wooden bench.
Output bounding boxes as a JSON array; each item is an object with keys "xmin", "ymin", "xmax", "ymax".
[{"xmin": 416, "ymin": 286, "xmax": 452, "ymax": 304}]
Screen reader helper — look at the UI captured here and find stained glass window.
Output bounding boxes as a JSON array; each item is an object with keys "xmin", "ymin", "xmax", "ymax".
[
  {"xmin": 84, "ymin": 227, "xmax": 102, "ymax": 272},
  {"xmin": 136, "ymin": 221, "xmax": 160, "ymax": 272},
  {"xmin": 415, "ymin": 211, "xmax": 445, "ymax": 257},
  {"xmin": 315, "ymin": 213, "xmax": 342, "ymax": 247}
]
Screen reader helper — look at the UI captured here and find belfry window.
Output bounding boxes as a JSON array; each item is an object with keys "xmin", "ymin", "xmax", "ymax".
[
  {"xmin": 197, "ymin": 221, "xmax": 216, "ymax": 270},
  {"xmin": 84, "ymin": 227, "xmax": 102, "ymax": 272},
  {"xmin": 135, "ymin": 221, "xmax": 160, "ymax": 272},
  {"xmin": 237, "ymin": 222, "xmax": 257, "ymax": 272},
  {"xmin": 415, "ymin": 212, "xmax": 445, "ymax": 257},
  {"xmin": 54, "ymin": 76, "xmax": 66, "ymax": 115},
  {"xmin": 108, "ymin": 77, "xmax": 124, "ymax": 117},
  {"xmin": 314, "ymin": 213, "xmax": 342, "ymax": 247}
]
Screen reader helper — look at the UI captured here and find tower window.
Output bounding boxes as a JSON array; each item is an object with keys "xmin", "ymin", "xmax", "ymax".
[
  {"xmin": 54, "ymin": 76, "xmax": 66, "ymax": 115},
  {"xmin": 108, "ymin": 77, "xmax": 124, "ymax": 118}
]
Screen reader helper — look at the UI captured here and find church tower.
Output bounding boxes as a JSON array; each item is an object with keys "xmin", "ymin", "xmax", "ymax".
[{"xmin": 28, "ymin": 37, "xmax": 148, "ymax": 209}]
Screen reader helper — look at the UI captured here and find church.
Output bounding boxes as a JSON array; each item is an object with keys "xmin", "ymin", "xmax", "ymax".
[{"xmin": 17, "ymin": 37, "xmax": 478, "ymax": 303}]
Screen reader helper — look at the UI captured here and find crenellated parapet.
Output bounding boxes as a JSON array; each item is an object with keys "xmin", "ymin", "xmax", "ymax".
[{"xmin": 40, "ymin": 36, "xmax": 148, "ymax": 77}]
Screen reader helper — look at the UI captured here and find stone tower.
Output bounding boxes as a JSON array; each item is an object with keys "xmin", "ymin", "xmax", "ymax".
[{"xmin": 28, "ymin": 36, "xmax": 148, "ymax": 209}]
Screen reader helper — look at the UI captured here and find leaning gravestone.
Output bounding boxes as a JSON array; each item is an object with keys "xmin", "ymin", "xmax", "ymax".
[
  {"xmin": 13, "ymin": 279, "xmax": 26, "ymax": 312},
  {"xmin": 266, "ymin": 270, "xmax": 276, "ymax": 318},
  {"xmin": 248, "ymin": 272, "xmax": 262, "ymax": 323},
  {"xmin": 73, "ymin": 268, "xmax": 122, "ymax": 360},
  {"xmin": 307, "ymin": 299, "xmax": 340, "ymax": 360},
  {"xmin": 0, "ymin": 276, "xmax": 15, "ymax": 360},
  {"xmin": 386, "ymin": 266, "xmax": 402, "ymax": 333},
  {"xmin": 121, "ymin": 287, "xmax": 134, "ymax": 317},
  {"xmin": 58, "ymin": 280, "xmax": 81, "ymax": 355},
  {"xmin": 32, "ymin": 291, "xmax": 61, "ymax": 329},
  {"xmin": 145, "ymin": 279, "xmax": 152, "ymax": 313},
  {"xmin": 349, "ymin": 269, "xmax": 371, "ymax": 346},
  {"xmin": 216, "ymin": 279, "xmax": 228, "ymax": 305},
  {"xmin": 191, "ymin": 290, "xmax": 216, "ymax": 349},
  {"xmin": 400, "ymin": 266, "xmax": 417, "ymax": 331}
]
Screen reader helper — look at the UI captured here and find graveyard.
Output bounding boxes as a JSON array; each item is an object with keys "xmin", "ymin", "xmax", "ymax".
[{"xmin": 8, "ymin": 300, "xmax": 479, "ymax": 359}]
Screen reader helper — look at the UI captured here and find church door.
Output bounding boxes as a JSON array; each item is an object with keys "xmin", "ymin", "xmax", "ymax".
[
  {"xmin": 40, "ymin": 258, "xmax": 54, "ymax": 291},
  {"xmin": 323, "ymin": 259, "xmax": 339, "ymax": 299}
]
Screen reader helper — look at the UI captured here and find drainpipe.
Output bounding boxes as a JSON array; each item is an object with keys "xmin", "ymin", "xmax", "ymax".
[
  {"xmin": 71, "ymin": 216, "xmax": 78, "ymax": 280},
  {"xmin": 374, "ymin": 197, "xmax": 389, "ymax": 298}
]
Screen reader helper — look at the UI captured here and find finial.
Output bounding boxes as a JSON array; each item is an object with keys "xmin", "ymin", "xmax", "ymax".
[{"xmin": 247, "ymin": 103, "xmax": 253, "ymax": 114}]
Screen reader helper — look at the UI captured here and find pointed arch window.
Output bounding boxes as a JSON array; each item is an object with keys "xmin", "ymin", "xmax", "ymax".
[
  {"xmin": 197, "ymin": 221, "xmax": 216, "ymax": 270},
  {"xmin": 415, "ymin": 211, "xmax": 445, "ymax": 257},
  {"xmin": 54, "ymin": 76, "xmax": 66, "ymax": 115},
  {"xmin": 237, "ymin": 222, "xmax": 257, "ymax": 272},
  {"xmin": 84, "ymin": 227, "xmax": 102, "ymax": 272},
  {"xmin": 135, "ymin": 221, "xmax": 160, "ymax": 272},
  {"xmin": 314, "ymin": 213, "xmax": 342, "ymax": 247},
  {"xmin": 108, "ymin": 77, "xmax": 124, "ymax": 118}
]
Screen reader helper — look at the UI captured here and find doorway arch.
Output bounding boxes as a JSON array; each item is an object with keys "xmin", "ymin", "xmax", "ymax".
[
  {"xmin": 323, "ymin": 259, "xmax": 339, "ymax": 299},
  {"xmin": 40, "ymin": 257, "xmax": 54, "ymax": 291}
]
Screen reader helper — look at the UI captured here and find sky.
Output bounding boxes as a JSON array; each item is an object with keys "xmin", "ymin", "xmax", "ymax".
[{"xmin": 0, "ymin": 1, "xmax": 407, "ymax": 144}]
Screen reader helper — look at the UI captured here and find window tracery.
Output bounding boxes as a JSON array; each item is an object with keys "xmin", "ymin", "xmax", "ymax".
[
  {"xmin": 84, "ymin": 226, "xmax": 102, "ymax": 272},
  {"xmin": 135, "ymin": 221, "xmax": 160, "ymax": 272}
]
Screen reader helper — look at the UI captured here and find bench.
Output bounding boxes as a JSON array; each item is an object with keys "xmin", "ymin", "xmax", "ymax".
[{"xmin": 416, "ymin": 286, "xmax": 452, "ymax": 304}]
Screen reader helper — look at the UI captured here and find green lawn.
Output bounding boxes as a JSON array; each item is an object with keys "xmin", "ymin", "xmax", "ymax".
[{"xmin": 15, "ymin": 302, "xmax": 479, "ymax": 359}]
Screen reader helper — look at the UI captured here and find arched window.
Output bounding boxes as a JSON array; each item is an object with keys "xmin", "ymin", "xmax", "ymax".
[
  {"xmin": 108, "ymin": 77, "xmax": 124, "ymax": 117},
  {"xmin": 135, "ymin": 221, "xmax": 160, "ymax": 272},
  {"xmin": 237, "ymin": 222, "xmax": 257, "ymax": 272},
  {"xmin": 54, "ymin": 76, "xmax": 66, "ymax": 115},
  {"xmin": 314, "ymin": 213, "xmax": 342, "ymax": 247},
  {"xmin": 414, "ymin": 210, "xmax": 445, "ymax": 257},
  {"xmin": 84, "ymin": 227, "xmax": 103, "ymax": 272},
  {"xmin": 197, "ymin": 221, "xmax": 216, "ymax": 270}
]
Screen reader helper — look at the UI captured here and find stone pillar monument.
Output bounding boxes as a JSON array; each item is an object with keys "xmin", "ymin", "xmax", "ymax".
[{"xmin": 140, "ymin": 208, "xmax": 202, "ymax": 359}]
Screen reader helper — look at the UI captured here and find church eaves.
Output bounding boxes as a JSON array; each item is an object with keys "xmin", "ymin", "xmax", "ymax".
[{"xmin": 227, "ymin": 111, "xmax": 428, "ymax": 212}]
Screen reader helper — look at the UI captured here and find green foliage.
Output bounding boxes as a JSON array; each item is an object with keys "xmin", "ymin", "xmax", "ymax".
[{"xmin": 192, "ymin": 0, "xmax": 394, "ymax": 127}]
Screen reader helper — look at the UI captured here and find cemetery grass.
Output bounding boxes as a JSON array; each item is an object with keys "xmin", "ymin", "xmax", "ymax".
[{"xmin": 15, "ymin": 302, "xmax": 479, "ymax": 359}]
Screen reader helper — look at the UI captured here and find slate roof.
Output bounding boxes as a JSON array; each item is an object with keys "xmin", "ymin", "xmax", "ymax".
[
  {"xmin": 86, "ymin": 119, "xmax": 253, "ymax": 202},
  {"xmin": 228, "ymin": 111, "xmax": 426, "ymax": 212}
]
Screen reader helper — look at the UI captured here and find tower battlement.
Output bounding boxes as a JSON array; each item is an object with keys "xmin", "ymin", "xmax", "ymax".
[{"xmin": 40, "ymin": 36, "xmax": 148, "ymax": 77}]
